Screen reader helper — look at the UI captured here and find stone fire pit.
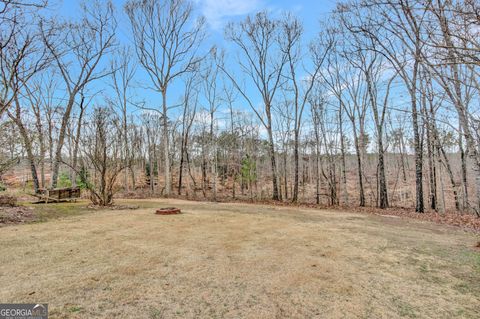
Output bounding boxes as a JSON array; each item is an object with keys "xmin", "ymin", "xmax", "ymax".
[{"xmin": 155, "ymin": 207, "xmax": 181, "ymax": 215}]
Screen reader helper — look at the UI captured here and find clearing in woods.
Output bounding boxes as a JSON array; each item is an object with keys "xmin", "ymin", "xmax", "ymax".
[{"xmin": 0, "ymin": 199, "xmax": 479, "ymax": 318}]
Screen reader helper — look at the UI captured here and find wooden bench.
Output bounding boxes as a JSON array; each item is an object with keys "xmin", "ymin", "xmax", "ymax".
[{"xmin": 32, "ymin": 187, "xmax": 81, "ymax": 204}]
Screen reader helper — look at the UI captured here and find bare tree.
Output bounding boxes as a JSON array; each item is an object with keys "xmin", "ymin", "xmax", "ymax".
[
  {"xmin": 281, "ymin": 14, "xmax": 332, "ymax": 202},
  {"xmin": 178, "ymin": 74, "xmax": 198, "ymax": 195},
  {"xmin": 80, "ymin": 107, "xmax": 126, "ymax": 206},
  {"xmin": 321, "ymin": 29, "xmax": 368, "ymax": 207},
  {"xmin": 201, "ymin": 51, "xmax": 221, "ymax": 200},
  {"xmin": 346, "ymin": 0, "xmax": 429, "ymax": 212},
  {"xmin": 275, "ymin": 93, "xmax": 293, "ymax": 200},
  {"xmin": 7, "ymin": 96, "xmax": 40, "ymax": 192},
  {"xmin": 346, "ymin": 29, "xmax": 396, "ymax": 208},
  {"xmin": 0, "ymin": 0, "xmax": 48, "ymax": 118},
  {"xmin": 43, "ymin": 0, "xmax": 116, "ymax": 188},
  {"xmin": 110, "ymin": 47, "xmax": 136, "ymax": 192},
  {"xmin": 423, "ymin": 0, "xmax": 480, "ymax": 214},
  {"xmin": 69, "ymin": 92, "xmax": 88, "ymax": 188},
  {"xmin": 310, "ymin": 89, "xmax": 340, "ymax": 206},
  {"xmin": 141, "ymin": 113, "xmax": 162, "ymax": 194},
  {"xmin": 125, "ymin": 0, "xmax": 205, "ymax": 196},
  {"xmin": 222, "ymin": 11, "xmax": 289, "ymax": 201}
]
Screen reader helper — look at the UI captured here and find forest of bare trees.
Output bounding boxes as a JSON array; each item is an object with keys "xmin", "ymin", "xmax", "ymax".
[{"xmin": 1, "ymin": 0, "xmax": 479, "ymax": 216}]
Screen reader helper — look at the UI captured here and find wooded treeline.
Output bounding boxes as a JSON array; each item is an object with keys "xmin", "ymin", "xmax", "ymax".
[{"xmin": 0, "ymin": 0, "xmax": 479, "ymax": 213}]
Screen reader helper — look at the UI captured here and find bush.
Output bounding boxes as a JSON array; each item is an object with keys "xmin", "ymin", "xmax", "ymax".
[
  {"xmin": 58, "ymin": 173, "xmax": 72, "ymax": 188},
  {"xmin": 76, "ymin": 166, "xmax": 90, "ymax": 190}
]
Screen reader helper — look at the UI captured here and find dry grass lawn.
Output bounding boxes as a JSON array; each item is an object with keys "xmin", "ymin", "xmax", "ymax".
[{"xmin": 0, "ymin": 199, "xmax": 479, "ymax": 318}]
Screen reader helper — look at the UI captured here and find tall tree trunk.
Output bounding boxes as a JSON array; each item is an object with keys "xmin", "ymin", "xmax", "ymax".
[
  {"xmin": 339, "ymin": 108, "xmax": 348, "ymax": 205},
  {"xmin": 410, "ymin": 78, "xmax": 424, "ymax": 213},
  {"xmin": 18, "ymin": 126, "xmax": 40, "ymax": 193},
  {"xmin": 162, "ymin": 89, "xmax": 171, "ymax": 196},
  {"xmin": 366, "ymin": 70, "xmax": 390, "ymax": 209},
  {"xmin": 399, "ymin": 133, "xmax": 408, "ymax": 183},
  {"xmin": 313, "ymin": 112, "xmax": 322, "ymax": 205},
  {"xmin": 267, "ymin": 129, "xmax": 280, "ymax": 201},
  {"xmin": 202, "ymin": 151, "xmax": 207, "ymax": 198},
  {"xmin": 292, "ymin": 132, "xmax": 299, "ymax": 202},
  {"xmin": 178, "ymin": 143, "xmax": 185, "ymax": 195},
  {"xmin": 71, "ymin": 96, "xmax": 85, "ymax": 188},
  {"xmin": 377, "ymin": 139, "xmax": 389, "ymax": 208},
  {"xmin": 423, "ymin": 98, "xmax": 437, "ymax": 211},
  {"xmin": 459, "ymin": 133, "xmax": 468, "ymax": 210},
  {"xmin": 123, "ymin": 115, "xmax": 129, "ymax": 192},
  {"xmin": 432, "ymin": 1, "xmax": 478, "ymax": 213},
  {"xmin": 353, "ymin": 130, "xmax": 366, "ymax": 207},
  {"xmin": 283, "ymin": 151, "xmax": 288, "ymax": 201},
  {"xmin": 37, "ymin": 134, "xmax": 46, "ymax": 189},
  {"xmin": 437, "ymin": 155, "xmax": 446, "ymax": 214},
  {"xmin": 51, "ymin": 93, "xmax": 77, "ymax": 189},
  {"xmin": 178, "ymin": 119, "xmax": 188, "ymax": 196},
  {"xmin": 427, "ymin": 137, "xmax": 437, "ymax": 211},
  {"xmin": 9, "ymin": 100, "xmax": 40, "ymax": 193},
  {"xmin": 438, "ymin": 144, "xmax": 460, "ymax": 211},
  {"xmin": 232, "ymin": 164, "xmax": 236, "ymax": 199},
  {"xmin": 264, "ymin": 101, "xmax": 280, "ymax": 201},
  {"xmin": 455, "ymin": 106, "xmax": 480, "ymax": 215},
  {"xmin": 33, "ymin": 111, "xmax": 46, "ymax": 189},
  {"xmin": 315, "ymin": 152, "xmax": 321, "ymax": 205},
  {"xmin": 210, "ymin": 113, "xmax": 217, "ymax": 201},
  {"xmin": 148, "ymin": 145, "xmax": 154, "ymax": 194}
]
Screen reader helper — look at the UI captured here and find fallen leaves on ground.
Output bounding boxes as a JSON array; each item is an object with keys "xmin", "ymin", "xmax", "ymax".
[
  {"xmin": 0, "ymin": 206, "xmax": 36, "ymax": 226},
  {"xmin": 178, "ymin": 197, "xmax": 480, "ymax": 233},
  {"xmin": 351, "ymin": 206, "xmax": 480, "ymax": 233}
]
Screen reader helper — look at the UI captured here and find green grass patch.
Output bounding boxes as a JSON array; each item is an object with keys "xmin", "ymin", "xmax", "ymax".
[
  {"xmin": 24, "ymin": 200, "xmax": 95, "ymax": 222},
  {"xmin": 68, "ymin": 306, "xmax": 83, "ymax": 313}
]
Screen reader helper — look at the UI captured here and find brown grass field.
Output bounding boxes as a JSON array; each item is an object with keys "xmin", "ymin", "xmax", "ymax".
[{"xmin": 0, "ymin": 199, "xmax": 479, "ymax": 318}]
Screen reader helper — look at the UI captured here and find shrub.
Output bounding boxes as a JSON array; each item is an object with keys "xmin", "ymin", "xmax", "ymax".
[{"xmin": 58, "ymin": 173, "xmax": 72, "ymax": 188}]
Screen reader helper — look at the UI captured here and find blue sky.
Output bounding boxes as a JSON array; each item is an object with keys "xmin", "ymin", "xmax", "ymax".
[{"xmin": 53, "ymin": 0, "xmax": 339, "ymax": 121}]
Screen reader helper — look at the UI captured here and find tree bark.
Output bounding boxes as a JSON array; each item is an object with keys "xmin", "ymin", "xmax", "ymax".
[
  {"xmin": 51, "ymin": 93, "xmax": 77, "ymax": 188},
  {"xmin": 377, "ymin": 139, "xmax": 389, "ymax": 208},
  {"xmin": 161, "ymin": 89, "xmax": 171, "ymax": 196},
  {"xmin": 9, "ymin": 99, "xmax": 40, "ymax": 193},
  {"xmin": 266, "ymin": 103, "xmax": 280, "ymax": 201},
  {"xmin": 459, "ymin": 134, "xmax": 469, "ymax": 210},
  {"xmin": 71, "ymin": 95, "xmax": 86, "ymax": 188},
  {"xmin": 410, "ymin": 67, "xmax": 424, "ymax": 213},
  {"xmin": 267, "ymin": 127, "xmax": 280, "ymax": 201},
  {"xmin": 339, "ymin": 107, "xmax": 348, "ymax": 205},
  {"xmin": 353, "ymin": 130, "xmax": 366, "ymax": 207},
  {"xmin": 292, "ymin": 132, "xmax": 300, "ymax": 202}
]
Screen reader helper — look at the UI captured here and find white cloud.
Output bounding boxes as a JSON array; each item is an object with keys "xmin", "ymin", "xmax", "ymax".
[{"xmin": 195, "ymin": 0, "xmax": 263, "ymax": 29}]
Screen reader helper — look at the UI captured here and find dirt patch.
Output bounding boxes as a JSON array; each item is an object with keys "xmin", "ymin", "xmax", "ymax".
[
  {"xmin": 155, "ymin": 207, "xmax": 181, "ymax": 215},
  {"xmin": 87, "ymin": 204, "xmax": 139, "ymax": 210},
  {"xmin": 0, "ymin": 195, "xmax": 17, "ymax": 207},
  {"xmin": 0, "ymin": 206, "xmax": 36, "ymax": 226}
]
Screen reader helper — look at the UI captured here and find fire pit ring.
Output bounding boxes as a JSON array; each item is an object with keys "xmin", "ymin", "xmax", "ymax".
[{"xmin": 155, "ymin": 207, "xmax": 181, "ymax": 215}]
